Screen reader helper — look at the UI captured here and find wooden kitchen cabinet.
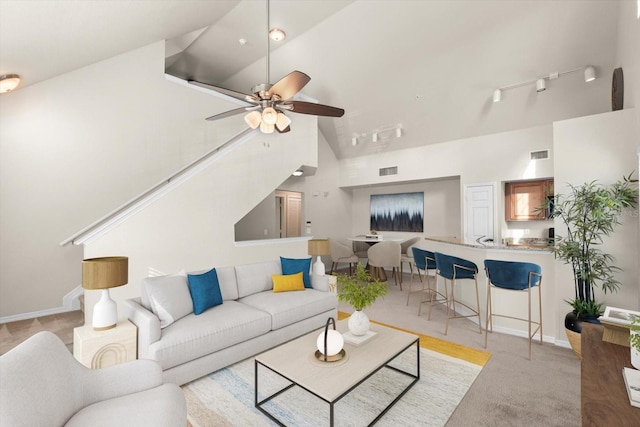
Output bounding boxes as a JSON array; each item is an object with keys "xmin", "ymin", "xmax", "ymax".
[{"xmin": 505, "ymin": 179, "xmax": 553, "ymax": 221}]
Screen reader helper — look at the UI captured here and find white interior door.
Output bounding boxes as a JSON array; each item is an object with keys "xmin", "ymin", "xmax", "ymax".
[{"xmin": 465, "ymin": 184, "xmax": 495, "ymax": 243}]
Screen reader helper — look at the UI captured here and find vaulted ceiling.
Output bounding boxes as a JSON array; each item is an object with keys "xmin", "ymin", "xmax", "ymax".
[{"xmin": 0, "ymin": 0, "xmax": 624, "ymax": 159}]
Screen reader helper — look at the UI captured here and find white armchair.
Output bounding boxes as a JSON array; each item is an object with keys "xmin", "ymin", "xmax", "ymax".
[{"xmin": 0, "ymin": 331, "xmax": 186, "ymax": 427}]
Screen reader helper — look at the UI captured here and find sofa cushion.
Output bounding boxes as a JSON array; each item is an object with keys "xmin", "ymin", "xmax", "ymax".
[
  {"xmin": 147, "ymin": 301, "xmax": 271, "ymax": 370},
  {"xmin": 143, "ymin": 272, "xmax": 193, "ymax": 329},
  {"xmin": 187, "ymin": 268, "xmax": 223, "ymax": 315},
  {"xmin": 215, "ymin": 266, "xmax": 239, "ymax": 301},
  {"xmin": 272, "ymin": 272, "xmax": 305, "ymax": 293},
  {"xmin": 235, "ymin": 260, "xmax": 281, "ymax": 298},
  {"xmin": 280, "ymin": 257, "xmax": 312, "ymax": 288},
  {"xmin": 239, "ymin": 289, "xmax": 337, "ymax": 330}
]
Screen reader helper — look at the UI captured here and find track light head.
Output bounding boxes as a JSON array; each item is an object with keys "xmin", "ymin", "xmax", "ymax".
[
  {"xmin": 493, "ymin": 89, "xmax": 502, "ymax": 103},
  {"xmin": 351, "ymin": 136, "xmax": 358, "ymax": 146},
  {"xmin": 372, "ymin": 132, "xmax": 378, "ymax": 143},
  {"xmin": 584, "ymin": 65, "xmax": 596, "ymax": 82},
  {"xmin": 536, "ymin": 78, "xmax": 546, "ymax": 92}
]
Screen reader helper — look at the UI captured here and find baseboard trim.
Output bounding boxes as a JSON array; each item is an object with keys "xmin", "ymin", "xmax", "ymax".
[
  {"xmin": 450, "ymin": 304, "xmax": 565, "ymax": 347},
  {"xmin": 0, "ymin": 285, "xmax": 84, "ymax": 324}
]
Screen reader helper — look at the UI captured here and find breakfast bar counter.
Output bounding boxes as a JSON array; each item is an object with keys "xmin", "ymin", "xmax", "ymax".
[{"xmin": 421, "ymin": 236, "xmax": 559, "ymax": 343}]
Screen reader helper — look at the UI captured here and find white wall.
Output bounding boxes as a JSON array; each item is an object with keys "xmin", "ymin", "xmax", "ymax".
[
  {"xmin": 553, "ymin": 109, "xmax": 639, "ymax": 314},
  {"xmin": 0, "ymin": 41, "xmax": 245, "ymax": 318},
  {"xmin": 234, "ymin": 190, "xmax": 279, "ymax": 241},
  {"xmin": 340, "ymin": 125, "xmax": 555, "ymax": 241},
  {"xmin": 351, "ymin": 178, "xmax": 461, "ymax": 242}
]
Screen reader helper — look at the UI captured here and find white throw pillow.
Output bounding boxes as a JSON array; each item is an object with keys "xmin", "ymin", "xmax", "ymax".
[{"xmin": 144, "ymin": 270, "xmax": 193, "ymax": 328}]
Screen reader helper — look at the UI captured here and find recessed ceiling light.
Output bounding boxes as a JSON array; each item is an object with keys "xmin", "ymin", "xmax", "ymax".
[
  {"xmin": 292, "ymin": 170, "xmax": 303, "ymax": 176},
  {"xmin": 269, "ymin": 28, "xmax": 286, "ymax": 42},
  {"xmin": 238, "ymin": 38, "xmax": 248, "ymax": 46}
]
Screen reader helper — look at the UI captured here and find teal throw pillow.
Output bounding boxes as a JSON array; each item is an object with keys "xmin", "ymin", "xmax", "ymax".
[
  {"xmin": 187, "ymin": 268, "xmax": 223, "ymax": 315},
  {"xmin": 280, "ymin": 256, "xmax": 312, "ymax": 289}
]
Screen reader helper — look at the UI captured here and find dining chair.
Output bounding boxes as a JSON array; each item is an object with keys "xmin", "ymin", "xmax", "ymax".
[
  {"xmin": 405, "ymin": 247, "xmax": 440, "ymax": 315},
  {"xmin": 329, "ymin": 239, "xmax": 359, "ymax": 275},
  {"xmin": 484, "ymin": 259, "xmax": 542, "ymax": 360},
  {"xmin": 367, "ymin": 241, "xmax": 402, "ymax": 288},
  {"xmin": 399, "ymin": 237, "xmax": 421, "ymax": 283},
  {"xmin": 434, "ymin": 252, "xmax": 482, "ymax": 335},
  {"xmin": 352, "ymin": 235, "xmax": 370, "ymax": 262}
]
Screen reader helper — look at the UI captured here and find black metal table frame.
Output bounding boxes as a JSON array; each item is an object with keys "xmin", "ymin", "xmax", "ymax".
[{"xmin": 254, "ymin": 337, "xmax": 420, "ymax": 427}]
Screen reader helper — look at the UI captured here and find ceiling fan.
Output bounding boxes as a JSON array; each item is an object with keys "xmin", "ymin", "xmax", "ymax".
[{"xmin": 188, "ymin": 0, "xmax": 344, "ymax": 134}]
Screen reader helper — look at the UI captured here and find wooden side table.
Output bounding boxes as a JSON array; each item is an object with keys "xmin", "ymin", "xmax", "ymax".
[
  {"xmin": 581, "ymin": 323, "xmax": 640, "ymax": 425},
  {"xmin": 73, "ymin": 319, "xmax": 137, "ymax": 369}
]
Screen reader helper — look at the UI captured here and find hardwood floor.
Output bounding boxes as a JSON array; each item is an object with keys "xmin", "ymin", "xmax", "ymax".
[{"xmin": 0, "ymin": 310, "xmax": 84, "ymax": 355}]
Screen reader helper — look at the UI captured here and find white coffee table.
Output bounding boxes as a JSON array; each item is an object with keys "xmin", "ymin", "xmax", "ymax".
[{"xmin": 254, "ymin": 319, "xmax": 420, "ymax": 426}]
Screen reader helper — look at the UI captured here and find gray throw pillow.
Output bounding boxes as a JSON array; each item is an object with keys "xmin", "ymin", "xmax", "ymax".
[{"xmin": 144, "ymin": 270, "xmax": 193, "ymax": 328}]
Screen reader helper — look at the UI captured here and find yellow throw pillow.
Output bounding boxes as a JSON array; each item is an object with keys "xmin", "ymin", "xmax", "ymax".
[{"xmin": 272, "ymin": 272, "xmax": 306, "ymax": 293}]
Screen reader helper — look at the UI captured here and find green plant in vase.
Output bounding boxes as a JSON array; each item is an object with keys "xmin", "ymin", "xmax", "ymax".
[
  {"xmin": 545, "ymin": 173, "xmax": 638, "ymax": 357},
  {"xmin": 337, "ymin": 262, "xmax": 388, "ymax": 336},
  {"xmin": 631, "ymin": 317, "xmax": 640, "ymax": 370}
]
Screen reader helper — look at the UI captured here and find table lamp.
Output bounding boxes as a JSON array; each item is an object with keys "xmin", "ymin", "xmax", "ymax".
[
  {"xmin": 82, "ymin": 256, "xmax": 128, "ymax": 330},
  {"xmin": 308, "ymin": 238, "xmax": 330, "ymax": 276}
]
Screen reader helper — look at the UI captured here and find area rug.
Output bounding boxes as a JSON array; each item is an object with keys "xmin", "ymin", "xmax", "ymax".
[{"xmin": 183, "ymin": 322, "xmax": 490, "ymax": 426}]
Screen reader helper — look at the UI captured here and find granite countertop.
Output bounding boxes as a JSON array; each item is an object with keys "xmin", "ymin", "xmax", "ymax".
[{"xmin": 424, "ymin": 236, "xmax": 553, "ymax": 252}]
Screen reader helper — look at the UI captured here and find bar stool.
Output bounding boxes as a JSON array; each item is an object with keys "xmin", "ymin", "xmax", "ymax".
[
  {"xmin": 405, "ymin": 248, "xmax": 439, "ymax": 315},
  {"xmin": 434, "ymin": 252, "xmax": 482, "ymax": 335},
  {"xmin": 484, "ymin": 259, "xmax": 542, "ymax": 360}
]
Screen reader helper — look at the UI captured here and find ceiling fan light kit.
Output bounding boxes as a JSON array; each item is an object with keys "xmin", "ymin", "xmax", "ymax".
[
  {"xmin": 492, "ymin": 65, "xmax": 596, "ymax": 102},
  {"xmin": 190, "ymin": 0, "xmax": 344, "ymax": 135}
]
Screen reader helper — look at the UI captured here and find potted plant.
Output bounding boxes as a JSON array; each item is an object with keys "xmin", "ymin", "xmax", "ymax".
[
  {"xmin": 337, "ymin": 262, "xmax": 388, "ymax": 336},
  {"xmin": 547, "ymin": 173, "xmax": 637, "ymax": 358},
  {"xmin": 631, "ymin": 317, "xmax": 640, "ymax": 370}
]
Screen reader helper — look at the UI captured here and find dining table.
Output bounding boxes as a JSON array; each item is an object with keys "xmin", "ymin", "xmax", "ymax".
[{"xmin": 347, "ymin": 236, "xmax": 405, "ymax": 281}]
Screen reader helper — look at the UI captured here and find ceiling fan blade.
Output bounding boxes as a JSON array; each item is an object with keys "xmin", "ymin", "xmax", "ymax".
[
  {"xmin": 276, "ymin": 125, "xmax": 291, "ymax": 134},
  {"xmin": 283, "ymin": 100, "xmax": 345, "ymax": 118},
  {"xmin": 205, "ymin": 106, "xmax": 258, "ymax": 121},
  {"xmin": 189, "ymin": 79, "xmax": 258, "ymax": 104},
  {"xmin": 268, "ymin": 71, "xmax": 311, "ymax": 100}
]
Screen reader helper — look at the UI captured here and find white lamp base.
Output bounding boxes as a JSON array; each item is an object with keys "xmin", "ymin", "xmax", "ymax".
[
  {"xmin": 313, "ymin": 256, "xmax": 326, "ymax": 276},
  {"xmin": 92, "ymin": 289, "xmax": 118, "ymax": 331}
]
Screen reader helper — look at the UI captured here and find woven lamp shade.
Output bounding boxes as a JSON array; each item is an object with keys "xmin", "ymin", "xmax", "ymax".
[
  {"xmin": 308, "ymin": 239, "xmax": 330, "ymax": 256},
  {"xmin": 82, "ymin": 256, "xmax": 128, "ymax": 290}
]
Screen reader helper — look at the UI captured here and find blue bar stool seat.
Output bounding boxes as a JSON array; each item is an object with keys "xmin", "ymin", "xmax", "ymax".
[
  {"xmin": 484, "ymin": 259, "xmax": 542, "ymax": 360},
  {"xmin": 434, "ymin": 252, "xmax": 482, "ymax": 335}
]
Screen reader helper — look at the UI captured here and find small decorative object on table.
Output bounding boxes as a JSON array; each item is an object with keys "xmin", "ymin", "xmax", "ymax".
[
  {"xmin": 315, "ymin": 317, "xmax": 345, "ymax": 363},
  {"xmin": 623, "ymin": 367, "xmax": 640, "ymax": 407},
  {"xmin": 337, "ymin": 262, "xmax": 388, "ymax": 339},
  {"xmin": 599, "ymin": 306, "xmax": 640, "ymax": 347}
]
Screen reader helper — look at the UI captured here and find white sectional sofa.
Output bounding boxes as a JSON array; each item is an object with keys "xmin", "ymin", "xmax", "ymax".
[{"xmin": 124, "ymin": 259, "xmax": 337, "ymax": 386}]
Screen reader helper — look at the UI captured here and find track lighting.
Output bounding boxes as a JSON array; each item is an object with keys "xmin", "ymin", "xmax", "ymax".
[
  {"xmin": 395, "ymin": 126, "xmax": 402, "ymax": 138},
  {"xmin": 584, "ymin": 65, "xmax": 596, "ymax": 82},
  {"xmin": 352, "ymin": 136, "xmax": 358, "ymax": 146},
  {"xmin": 372, "ymin": 132, "xmax": 378, "ymax": 143},
  {"xmin": 492, "ymin": 65, "xmax": 596, "ymax": 102},
  {"xmin": 493, "ymin": 89, "xmax": 502, "ymax": 103}
]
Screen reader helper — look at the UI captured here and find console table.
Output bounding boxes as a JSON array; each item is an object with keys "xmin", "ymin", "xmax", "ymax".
[{"xmin": 581, "ymin": 323, "xmax": 640, "ymax": 426}]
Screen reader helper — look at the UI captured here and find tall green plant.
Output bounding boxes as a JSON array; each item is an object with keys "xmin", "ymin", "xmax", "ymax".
[{"xmin": 549, "ymin": 173, "xmax": 637, "ymax": 315}]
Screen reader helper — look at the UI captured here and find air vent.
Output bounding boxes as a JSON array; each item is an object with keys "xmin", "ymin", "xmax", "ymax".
[
  {"xmin": 379, "ymin": 166, "xmax": 398, "ymax": 176},
  {"xmin": 530, "ymin": 149, "xmax": 549, "ymax": 160}
]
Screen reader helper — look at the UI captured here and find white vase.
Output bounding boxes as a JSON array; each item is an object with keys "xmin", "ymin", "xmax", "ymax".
[
  {"xmin": 631, "ymin": 331, "xmax": 640, "ymax": 370},
  {"xmin": 348, "ymin": 310, "xmax": 370, "ymax": 336}
]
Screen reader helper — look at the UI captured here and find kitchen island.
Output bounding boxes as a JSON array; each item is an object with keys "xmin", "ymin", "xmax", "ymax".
[{"xmin": 422, "ymin": 236, "xmax": 560, "ymax": 346}]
